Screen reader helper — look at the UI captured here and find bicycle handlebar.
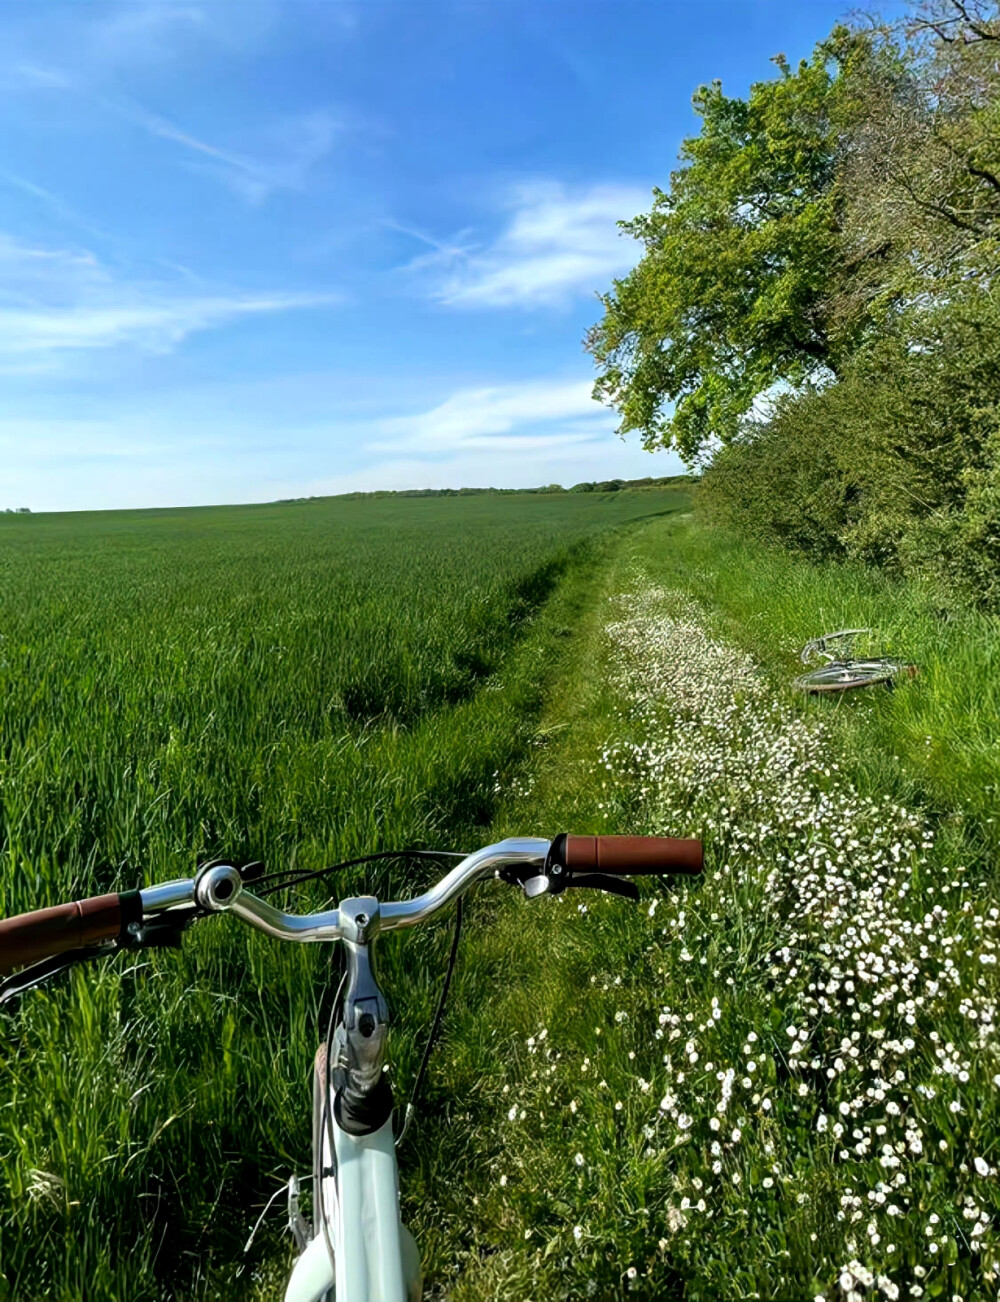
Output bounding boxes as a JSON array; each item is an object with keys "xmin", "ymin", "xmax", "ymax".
[
  {"xmin": 560, "ymin": 835, "xmax": 702, "ymax": 876},
  {"xmin": 0, "ymin": 834, "xmax": 703, "ymax": 977},
  {"xmin": 0, "ymin": 892, "xmax": 144, "ymax": 976}
]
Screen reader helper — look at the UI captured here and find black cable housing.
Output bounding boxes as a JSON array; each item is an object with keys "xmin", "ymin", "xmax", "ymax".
[
  {"xmin": 395, "ymin": 894, "xmax": 463, "ymax": 1145},
  {"xmin": 255, "ymin": 849, "xmax": 468, "ymax": 898}
]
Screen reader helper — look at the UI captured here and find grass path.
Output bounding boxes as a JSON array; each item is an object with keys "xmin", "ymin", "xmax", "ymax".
[{"xmin": 413, "ymin": 515, "xmax": 1000, "ymax": 1301}]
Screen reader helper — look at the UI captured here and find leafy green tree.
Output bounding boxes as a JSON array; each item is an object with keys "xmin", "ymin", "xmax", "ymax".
[
  {"xmin": 665, "ymin": 0, "xmax": 1000, "ymax": 610},
  {"xmin": 701, "ymin": 287, "xmax": 1000, "ymax": 608},
  {"xmin": 586, "ymin": 31, "xmax": 873, "ymax": 461}
]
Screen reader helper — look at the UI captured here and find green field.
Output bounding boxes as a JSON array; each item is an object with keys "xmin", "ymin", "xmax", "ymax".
[
  {"xmin": 2, "ymin": 492, "xmax": 999, "ymax": 1301},
  {"xmin": 0, "ymin": 489, "xmax": 686, "ymax": 1299}
]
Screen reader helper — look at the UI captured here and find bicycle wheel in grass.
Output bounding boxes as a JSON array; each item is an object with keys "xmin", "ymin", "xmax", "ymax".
[{"xmin": 794, "ymin": 660, "xmax": 905, "ymax": 694}]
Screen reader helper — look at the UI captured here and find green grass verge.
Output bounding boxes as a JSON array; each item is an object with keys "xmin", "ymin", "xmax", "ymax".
[
  {"xmin": 643, "ymin": 513, "xmax": 1000, "ymax": 862},
  {"xmin": 0, "ymin": 492, "xmax": 686, "ymax": 1300}
]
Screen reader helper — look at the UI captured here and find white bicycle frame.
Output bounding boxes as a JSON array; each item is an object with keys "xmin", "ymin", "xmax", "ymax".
[{"xmin": 285, "ymin": 1113, "xmax": 419, "ymax": 1302}]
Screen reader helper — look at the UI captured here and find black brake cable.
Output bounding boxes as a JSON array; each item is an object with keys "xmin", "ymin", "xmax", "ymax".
[
  {"xmin": 395, "ymin": 894, "xmax": 463, "ymax": 1147},
  {"xmin": 254, "ymin": 849, "xmax": 468, "ymax": 899}
]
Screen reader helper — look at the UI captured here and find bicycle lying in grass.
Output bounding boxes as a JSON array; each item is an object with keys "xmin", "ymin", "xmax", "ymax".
[
  {"xmin": 794, "ymin": 628, "xmax": 918, "ymax": 695},
  {"xmin": 0, "ymin": 833, "xmax": 701, "ymax": 1302}
]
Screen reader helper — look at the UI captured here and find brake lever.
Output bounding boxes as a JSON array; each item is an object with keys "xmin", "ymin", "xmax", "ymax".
[
  {"xmin": 499, "ymin": 866, "xmax": 639, "ymax": 902},
  {"xmin": 498, "ymin": 867, "xmax": 552, "ymax": 898},
  {"xmin": 121, "ymin": 907, "xmax": 199, "ymax": 949}
]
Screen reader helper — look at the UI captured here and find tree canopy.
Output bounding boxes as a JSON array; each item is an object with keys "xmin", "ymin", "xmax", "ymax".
[
  {"xmin": 587, "ymin": 3, "xmax": 1000, "ymax": 465},
  {"xmin": 691, "ymin": 1, "xmax": 1000, "ymax": 612},
  {"xmin": 587, "ymin": 32, "xmax": 876, "ymax": 460}
]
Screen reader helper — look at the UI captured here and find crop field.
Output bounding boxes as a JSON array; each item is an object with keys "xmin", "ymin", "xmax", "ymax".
[
  {"xmin": 3, "ymin": 493, "xmax": 999, "ymax": 1302},
  {"xmin": 0, "ymin": 488, "xmax": 686, "ymax": 1299}
]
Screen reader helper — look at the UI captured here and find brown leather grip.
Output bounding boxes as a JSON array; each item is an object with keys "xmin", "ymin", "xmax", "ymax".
[
  {"xmin": 564, "ymin": 835, "xmax": 703, "ymax": 876},
  {"xmin": 0, "ymin": 895, "xmax": 123, "ymax": 976}
]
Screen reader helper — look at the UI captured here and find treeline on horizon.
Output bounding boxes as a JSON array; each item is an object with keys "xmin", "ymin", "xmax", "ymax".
[
  {"xmin": 275, "ymin": 474, "xmax": 693, "ymax": 503},
  {"xmin": 587, "ymin": 0, "xmax": 1000, "ymax": 612}
]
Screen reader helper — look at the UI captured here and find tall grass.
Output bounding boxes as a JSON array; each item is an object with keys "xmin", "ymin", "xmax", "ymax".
[
  {"xmin": 641, "ymin": 516, "xmax": 1000, "ymax": 858},
  {"xmin": 4, "ymin": 500, "xmax": 997, "ymax": 1300},
  {"xmin": 0, "ymin": 490, "xmax": 684, "ymax": 1300}
]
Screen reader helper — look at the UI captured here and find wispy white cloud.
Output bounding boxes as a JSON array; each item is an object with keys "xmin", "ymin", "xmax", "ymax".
[
  {"xmin": 139, "ymin": 106, "xmax": 340, "ymax": 204},
  {"xmin": 0, "ymin": 171, "xmax": 61, "ymax": 205},
  {"xmin": 0, "ymin": 231, "xmax": 338, "ymax": 358},
  {"xmin": 93, "ymin": 1, "xmax": 298, "ymax": 64},
  {"xmin": 380, "ymin": 217, "xmax": 474, "ymax": 261},
  {"xmin": 0, "ymin": 370, "xmax": 684, "ymax": 511},
  {"xmin": 4, "ymin": 61, "xmax": 75, "ymax": 90},
  {"xmin": 0, "ymin": 295, "xmax": 334, "ymax": 356},
  {"xmin": 2, "ymin": 45, "xmax": 339, "ymax": 206},
  {"xmin": 375, "ymin": 378, "xmax": 610, "ymax": 453},
  {"xmin": 0, "ymin": 233, "xmax": 109, "ymax": 319},
  {"xmin": 404, "ymin": 181, "xmax": 648, "ymax": 310},
  {"xmin": 3, "ymin": 2, "xmax": 271, "ymax": 78},
  {"xmin": 0, "ymin": 172, "xmax": 130, "ymax": 261},
  {"xmin": 91, "ymin": 2, "xmax": 208, "ymax": 63},
  {"xmin": 0, "ymin": 418, "xmax": 177, "ymax": 462}
]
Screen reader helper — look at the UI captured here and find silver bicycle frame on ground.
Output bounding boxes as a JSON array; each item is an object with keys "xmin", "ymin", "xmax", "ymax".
[{"xmin": 142, "ymin": 838, "xmax": 551, "ymax": 1302}]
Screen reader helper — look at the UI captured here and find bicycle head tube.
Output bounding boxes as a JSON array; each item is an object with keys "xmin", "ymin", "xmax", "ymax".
[{"xmin": 331, "ymin": 897, "xmax": 393, "ymax": 1136}]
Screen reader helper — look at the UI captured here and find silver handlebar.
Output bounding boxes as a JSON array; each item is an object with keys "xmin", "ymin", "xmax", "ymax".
[
  {"xmin": 381, "ymin": 837, "xmax": 549, "ymax": 930},
  {"xmin": 137, "ymin": 838, "xmax": 551, "ymax": 943}
]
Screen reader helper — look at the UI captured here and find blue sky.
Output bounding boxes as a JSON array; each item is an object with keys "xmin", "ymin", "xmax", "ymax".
[{"xmin": 1, "ymin": 0, "xmax": 885, "ymax": 512}]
